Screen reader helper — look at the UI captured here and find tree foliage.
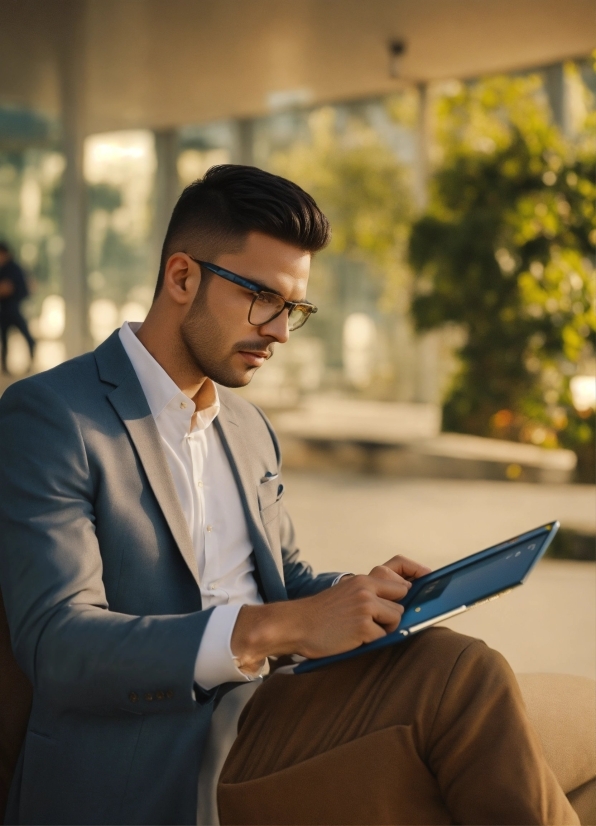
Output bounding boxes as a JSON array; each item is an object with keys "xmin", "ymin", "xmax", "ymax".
[
  {"xmin": 409, "ymin": 70, "xmax": 596, "ymax": 479},
  {"xmin": 271, "ymin": 107, "xmax": 413, "ymax": 310}
]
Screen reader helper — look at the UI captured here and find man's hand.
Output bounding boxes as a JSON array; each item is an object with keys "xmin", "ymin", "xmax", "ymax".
[
  {"xmin": 0, "ymin": 279, "xmax": 14, "ymax": 299},
  {"xmin": 368, "ymin": 554, "xmax": 432, "ymax": 584},
  {"xmin": 231, "ymin": 555, "xmax": 432, "ymax": 671}
]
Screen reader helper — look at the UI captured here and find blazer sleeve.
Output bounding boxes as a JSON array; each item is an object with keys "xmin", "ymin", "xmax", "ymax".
[
  {"xmin": 280, "ymin": 505, "xmax": 339, "ymax": 598},
  {"xmin": 252, "ymin": 405, "xmax": 340, "ymax": 599},
  {"xmin": 0, "ymin": 378, "xmax": 212, "ymax": 716}
]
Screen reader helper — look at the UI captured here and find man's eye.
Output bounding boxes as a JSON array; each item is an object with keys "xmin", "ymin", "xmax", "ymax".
[{"xmin": 256, "ymin": 292, "xmax": 280, "ymax": 306}]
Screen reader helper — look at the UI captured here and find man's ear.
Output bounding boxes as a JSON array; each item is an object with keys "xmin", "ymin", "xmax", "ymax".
[{"xmin": 162, "ymin": 253, "xmax": 201, "ymax": 307}]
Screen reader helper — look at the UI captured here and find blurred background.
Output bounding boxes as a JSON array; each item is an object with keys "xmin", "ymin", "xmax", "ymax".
[{"xmin": 0, "ymin": 0, "xmax": 594, "ymax": 677}]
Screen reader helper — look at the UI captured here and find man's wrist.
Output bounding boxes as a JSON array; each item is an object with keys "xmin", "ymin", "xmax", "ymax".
[
  {"xmin": 231, "ymin": 602, "xmax": 303, "ymax": 669},
  {"xmin": 232, "ymin": 654, "xmax": 268, "ymax": 678},
  {"xmin": 332, "ymin": 573, "xmax": 354, "ymax": 586},
  {"xmin": 194, "ymin": 604, "xmax": 265, "ymax": 690}
]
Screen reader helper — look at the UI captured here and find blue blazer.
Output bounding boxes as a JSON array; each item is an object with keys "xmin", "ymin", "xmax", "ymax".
[{"xmin": 0, "ymin": 331, "xmax": 338, "ymax": 825}]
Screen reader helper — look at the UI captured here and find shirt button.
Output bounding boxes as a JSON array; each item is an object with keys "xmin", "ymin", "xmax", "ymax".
[
  {"xmin": 208, "ymin": 583, "xmax": 215, "ymax": 590},
  {"xmin": 197, "ymin": 480, "xmax": 203, "ymax": 488},
  {"xmin": 129, "ymin": 692, "xmax": 138, "ymax": 703},
  {"xmin": 180, "ymin": 401, "xmax": 187, "ymax": 409},
  {"xmin": 206, "ymin": 525, "xmax": 213, "ymax": 532},
  {"xmin": 156, "ymin": 690, "xmax": 164, "ymax": 701},
  {"xmin": 144, "ymin": 692, "xmax": 154, "ymax": 701}
]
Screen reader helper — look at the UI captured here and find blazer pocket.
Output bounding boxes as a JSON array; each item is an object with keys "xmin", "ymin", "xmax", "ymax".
[
  {"xmin": 260, "ymin": 499, "xmax": 282, "ymax": 527},
  {"xmin": 257, "ymin": 476, "xmax": 284, "ymax": 513}
]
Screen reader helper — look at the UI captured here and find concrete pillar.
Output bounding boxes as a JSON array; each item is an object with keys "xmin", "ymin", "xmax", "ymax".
[
  {"xmin": 59, "ymin": 0, "xmax": 90, "ymax": 358},
  {"xmin": 233, "ymin": 118, "xmax": 255, "ymax": 166},
  {"xmin": 153, "ymin": 128, "xmax": 180, "ymax": 270},
  {"xmin": 544, "ymin": 63, "xmax": 570, "ymax": 135},
  {"xmin": 414, "ymin": 82, "xmax": 430, "ymax": 212},
  {"xmin": 412, "ymin": 82, "xmax": 440, "ymax": 403}
]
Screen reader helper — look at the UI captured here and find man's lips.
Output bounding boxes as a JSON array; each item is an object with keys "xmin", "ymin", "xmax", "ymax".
[{"xmin": 237, "ymin": 350, "xmax": 271, "ymax": 367}]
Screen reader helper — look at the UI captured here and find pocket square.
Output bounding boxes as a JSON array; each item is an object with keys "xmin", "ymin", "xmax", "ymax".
[{"xmin": 257, "ymin": 475, "xmax": 283, "ymax": 510}]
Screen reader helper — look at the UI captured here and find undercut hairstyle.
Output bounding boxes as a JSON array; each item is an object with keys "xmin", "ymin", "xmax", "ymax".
[{"xmin": 154, "ymin": 164, "xmax": 331, "ymax": 298}]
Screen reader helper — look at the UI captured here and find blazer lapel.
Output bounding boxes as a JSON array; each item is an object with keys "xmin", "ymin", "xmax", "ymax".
[
  {"xmin": 95, "ymin": 333, "xmax": 201, "ymax": 590},
  {"xmin": 215, "ymin": 400, "xmax": 287, "ymax": 601}
]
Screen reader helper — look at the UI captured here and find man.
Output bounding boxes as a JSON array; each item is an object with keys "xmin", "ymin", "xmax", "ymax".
[
  {"xmin": 0, "ymin": 166, "xmax": 577, "ymax": 825},
  {"xmin": 0, "ymin": 243, "xmax": 35, "ymax": 375}
]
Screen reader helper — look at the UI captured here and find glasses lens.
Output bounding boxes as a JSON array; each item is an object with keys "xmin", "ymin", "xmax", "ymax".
[
  {"xmin": 249, "ymin": 291, "xmax": 285, "ymax": 326},
  {"xmin": 249, "ymin": 291, "xmax": 314, "ymax": 331},
  {"xmin": 288, "ymin": 305, "xmax": 312, "ymax": 331}
]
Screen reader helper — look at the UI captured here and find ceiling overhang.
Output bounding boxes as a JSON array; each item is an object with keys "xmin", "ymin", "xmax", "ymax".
[{"xmin": 0, "ymin": 0, "xmax": 594, "ymax": 135}]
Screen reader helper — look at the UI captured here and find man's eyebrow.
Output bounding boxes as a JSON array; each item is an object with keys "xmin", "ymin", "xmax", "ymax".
[
  {"xmin": 241, "ymin": 275, "xmax": 285, "ymax": 298},
  {"xmin": 240, "ymin": 273, "xmax": 309, "ymax": 302},
  {"xmin": 222, "ymin": 265, "xmax": 309, "ymax": 302}
]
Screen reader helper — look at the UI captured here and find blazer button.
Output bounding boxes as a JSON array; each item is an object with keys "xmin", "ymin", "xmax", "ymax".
[
  {"xmin": 166, "ymin": 689, "xmax": 174, "ymax": 699},
  {"xmin": 144, "ymin": 692, "xmax": 154, "ymax": 701},
  {"xmin": 129, "ymin": 692, "xmax": 138, "ymax": 703},
  {"xmin": 156, "ymin": 691, "xmax": 164, "ymax": 701}
]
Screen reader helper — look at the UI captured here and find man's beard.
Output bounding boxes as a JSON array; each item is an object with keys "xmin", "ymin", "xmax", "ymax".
[{"xmin": 180, "ymin": 294, "xmax": 274, "ymax": 387}]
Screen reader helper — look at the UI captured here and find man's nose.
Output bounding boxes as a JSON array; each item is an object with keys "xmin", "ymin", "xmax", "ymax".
[{"xmin": 259, "ymin": 309, "xmax": 290, "ymax": 344}]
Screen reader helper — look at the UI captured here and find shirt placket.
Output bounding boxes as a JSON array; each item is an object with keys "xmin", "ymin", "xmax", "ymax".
[
  {"xmin": 200, "ymin": 432, "xmax": 228, "ymax": 604},
  {"xmin": 186, "ymin": 431, "xmax": 205, "ymax": 575}
]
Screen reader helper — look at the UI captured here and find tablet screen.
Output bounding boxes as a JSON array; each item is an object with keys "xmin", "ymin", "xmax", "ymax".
[{"xmin": 400, "ymin": 529, "xmax": 551, "ymax": 630}]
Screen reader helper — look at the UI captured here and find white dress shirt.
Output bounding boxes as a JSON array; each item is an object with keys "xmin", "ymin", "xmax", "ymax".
[{"xmin": 119, "ymin": 321, "xmax": 265, "ymax": 690}]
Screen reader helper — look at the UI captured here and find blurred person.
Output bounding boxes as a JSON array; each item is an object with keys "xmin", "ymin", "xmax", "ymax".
[
  {"xmin": 0, "ymin": 242, "xmax": 35, "ymax": 376},
  {"xmin": 0, "ymin": 166, "xmax": 579, "ymax": 826}
]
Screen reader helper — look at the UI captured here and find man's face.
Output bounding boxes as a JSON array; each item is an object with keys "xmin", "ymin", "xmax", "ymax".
[{"xmin": 180, "ymin": 231, "xmax": 311, "ymax": 387}]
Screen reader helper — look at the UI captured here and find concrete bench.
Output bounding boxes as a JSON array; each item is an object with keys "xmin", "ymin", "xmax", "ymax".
[
  {"xmin": 516, "ymin": 672, "xmax": 596, "ymax": 825},
  {"xmin": 274, "ymin": 398, "xmax": 577, "ymax": 483}
]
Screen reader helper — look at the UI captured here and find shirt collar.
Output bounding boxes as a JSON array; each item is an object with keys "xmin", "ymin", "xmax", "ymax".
[{"xmin": 118, "ymin": 321, "xmax": 220, "ymax": 431}]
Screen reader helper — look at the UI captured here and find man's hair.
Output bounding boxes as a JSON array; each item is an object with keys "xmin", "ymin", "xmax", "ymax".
[
  {"xmin": 0, "ymin": 241, "xmax": 11, "ymax": 255},
  {"xmin": 155, "ymin": 165, "xmax": 330, "ymax": 298}
]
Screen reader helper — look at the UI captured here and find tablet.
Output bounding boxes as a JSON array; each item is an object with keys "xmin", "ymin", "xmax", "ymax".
[{"xmin": 291, "ymin": 521, "xmax": 559, "ymax": 675}]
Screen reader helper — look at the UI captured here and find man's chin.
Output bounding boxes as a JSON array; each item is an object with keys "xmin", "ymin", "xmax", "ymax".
[{"xmin": 214, "ymin": 365, "xmax": 258, "ymax": 389}]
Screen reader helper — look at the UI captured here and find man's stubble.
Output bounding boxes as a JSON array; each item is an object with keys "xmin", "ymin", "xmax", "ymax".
[{"xmin": 180, "ymin": 288, "xmax": 274, "ymax": 388}]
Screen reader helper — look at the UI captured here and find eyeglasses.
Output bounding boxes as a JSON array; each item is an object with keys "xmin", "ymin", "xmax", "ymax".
[{"xmin": 188, "ymin": 257, "xmax": 318, "ymax": 332}]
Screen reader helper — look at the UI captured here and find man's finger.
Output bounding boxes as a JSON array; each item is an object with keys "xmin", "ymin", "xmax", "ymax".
[
  {"xmin": 367, "ymin": 576, "xmax": 411, "ymax": 602},
  {"xmin": 360, "ymin": 619, "xmax": 389, "ymax": 645},
  {"xmin": 370, "ymin": 597, "xmax": 404, "ymax": 633},
  {"xmin": 381, "ymin": 555, "xmax": 432, "ymax": 580},
  {"xmin": 368, "ymin": 564, "xmax": 413, "ymax": 587}
]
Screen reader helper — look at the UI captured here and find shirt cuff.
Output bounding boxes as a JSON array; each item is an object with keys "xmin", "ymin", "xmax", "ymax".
[
  {"xmin": 332, "ymin": 573, "xmax": 354, "ymax": 586},
  {"xmin": 194, "ymin": 604, "xmax": 267, "ymax": 691}
]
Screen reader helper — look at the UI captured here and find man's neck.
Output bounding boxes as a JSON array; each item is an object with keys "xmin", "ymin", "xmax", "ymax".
[{"xmin": 134, "ymin": 318, "xmax": 209, "ymax": 408}]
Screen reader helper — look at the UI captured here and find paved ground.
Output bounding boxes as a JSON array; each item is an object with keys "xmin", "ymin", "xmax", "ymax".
[{"xmin": 282, "ymin": 472, "xmax": 596, "ymax": 679}]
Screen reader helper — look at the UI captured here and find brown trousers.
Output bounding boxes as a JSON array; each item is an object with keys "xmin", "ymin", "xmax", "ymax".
[{"xmin": 218, "ymin": 628, "xmax": 579, "ymax": 825}]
